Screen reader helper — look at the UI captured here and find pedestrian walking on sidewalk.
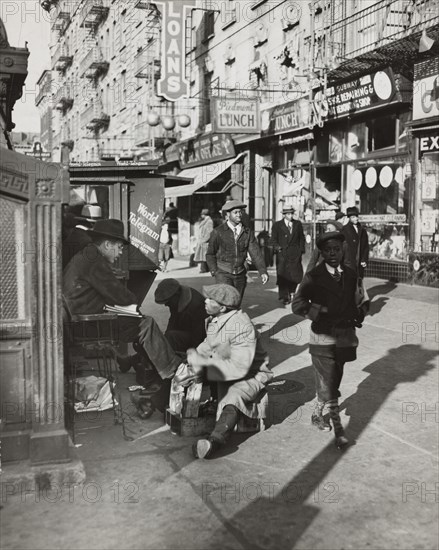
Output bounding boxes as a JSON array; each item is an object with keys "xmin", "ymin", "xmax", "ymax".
[
  {"xmin": 158, "ymin": 217, "xmax": 173, "ymax": 272},
  {"xmin": 194, "ymin": 208, "xmax": 214, "ymax": 273},
  {"xmin": 270, "ymin": 206, "xmax": 305, "ymax": 305},
  {"xmin": 292, "ymin": 232, "xmax": 367, "ymax": 449},
  {"xmin": 342, "ymin": 206, "xmax": 369, "ymax": 278},
  {"xmin": 206, "ymin": 200, "xmax": 268, "ymax": 303}
]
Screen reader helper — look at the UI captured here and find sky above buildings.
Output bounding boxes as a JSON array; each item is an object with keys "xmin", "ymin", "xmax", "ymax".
[{"xmin": 2, "ymin": 1, "xmax": 50, "ymax": 133}]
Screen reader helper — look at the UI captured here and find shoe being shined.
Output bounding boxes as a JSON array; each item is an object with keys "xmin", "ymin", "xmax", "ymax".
[
  {"xmin": 117, "ymin": 354, "xmax": 137, "ymax": 373},
  {"xmin": 192, "ymin": 437, "xmax": 221, "ymax": 459},
  {"xmin": 311, "ymin": 413, "xmax": 332, "ymax": 432}
]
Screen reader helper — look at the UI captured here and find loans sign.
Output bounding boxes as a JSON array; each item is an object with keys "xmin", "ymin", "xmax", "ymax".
[
  {"xmin": 211, "ymin": 97, "xmax": 260, "ymax": 134},
  {"xmin": 156, "ymin": 1, "xmax": 195, "ymax": 102}
]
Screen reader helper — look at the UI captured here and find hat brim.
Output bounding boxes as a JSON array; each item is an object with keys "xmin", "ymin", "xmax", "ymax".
[
  {"xmin": 223, "ymin": 204, "xmax": 247, "ymax": 212},
  {"xmin": 89, "ymin": 229, "xmax": 129, "ymax": 244},
  {"xmin": 317, "ymin": 232, "xmax": 345, "ymax": 250}
]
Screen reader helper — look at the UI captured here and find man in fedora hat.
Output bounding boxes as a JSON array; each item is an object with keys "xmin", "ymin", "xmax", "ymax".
[
  {"xmin": 270, "ymin": 205, "xmax": 305, "ymax": 305},
  {"xmin": 63, "ymin": 218, "xmax": 135, "ymax": 313},
  {"xmin": 341, "ymin": 206, "xmax": 369, "ymax": 278},
  {"xmin": 188, "ymin": 284, "xmax": 272, "ymax": 459},
  {"xmin": 292, "ymin": 231, "xmax": 367, "ymax": 449},
  {"xmin": 206, "ymin": 199, "xmax": 268, "ymax": 303},
  {"xmin": 63, "ymin": 220, "xmax": 195, "ymax": 417}
]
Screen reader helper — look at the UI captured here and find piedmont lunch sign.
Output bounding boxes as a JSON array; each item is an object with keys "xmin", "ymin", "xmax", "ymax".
[
  {"xmin": 155, "ymin": 1, "xmax": 195, "ymax": 102},
  {"xmin": 211, "ymin": 97, "xmax": 260, "ymax": 134}
]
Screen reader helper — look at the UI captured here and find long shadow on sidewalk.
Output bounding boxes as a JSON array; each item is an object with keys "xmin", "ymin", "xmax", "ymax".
[{"xmin": 201, "ymin": 344, "xmax": 437, "ymax": 550}]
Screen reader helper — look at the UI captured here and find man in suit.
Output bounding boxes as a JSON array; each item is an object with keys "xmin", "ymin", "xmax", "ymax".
[
  {"xmin": 341, "ymin": 206, "xmax": 369, "ymax": 278},
  {"xmin": 292, "ymin": 232, "xmax": 367, "ymax": 449},
  {"xmin": 270, "ymin": 206, "xmax": 305, "ymax": 305},
  {"xmin": 206, "ymin": 200, "xmax": 268, "ymax": 303}
]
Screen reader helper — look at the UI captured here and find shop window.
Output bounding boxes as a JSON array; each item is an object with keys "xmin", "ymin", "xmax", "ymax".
[
  {"xmin": 367, "ymin": 115, "xmax": 396, "ymax": 153},
  {"xmin": 314, "ymin": 166, "xmax": 342, "ymax": 219},
  {"xmin": 357, "ymin": 163, "xmax": 410, "ymax": 262}
]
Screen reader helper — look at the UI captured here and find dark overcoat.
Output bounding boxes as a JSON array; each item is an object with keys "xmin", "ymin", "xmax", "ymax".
[
  {"xmin": 63, "ymin": 244, "xmax": 136, "ymax": 314},
  {"xmin": 166, "ymin": 287, "xmax": 208, "ymax": 348},
  {"xmin": 270, "ymin": 219, "xmax": 305, "ymax": 284},
  {"xmin": 292, "ymin": 262, "xmax": 360, "ymax": 335},
  {"xmin": 341, "ymin": 222, "xmax": 369, "ymax": 275}
]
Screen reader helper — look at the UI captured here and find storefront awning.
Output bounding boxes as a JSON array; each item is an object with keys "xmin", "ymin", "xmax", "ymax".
[{"xmin": 165, "ymin": 154, "xmax": 244, "ymax": 198}]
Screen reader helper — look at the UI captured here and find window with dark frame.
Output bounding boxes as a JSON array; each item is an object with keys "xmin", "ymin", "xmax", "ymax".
[{"xmin": 202, "ymin": 10, "xmax": 215, "ymax": 42}]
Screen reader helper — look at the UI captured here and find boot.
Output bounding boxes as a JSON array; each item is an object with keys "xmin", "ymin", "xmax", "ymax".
[
  {"xmin": 311, "ymin": 400, "xmax": 331, "ymax": 431},
  {"xmin": 327, "ymin": 399, "xmax": 349, "ymax": 449}
]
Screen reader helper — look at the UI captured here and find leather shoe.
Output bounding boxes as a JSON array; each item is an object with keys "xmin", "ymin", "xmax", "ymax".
[
  {"xmin": 117, "ymin": 354, "xmax": 137, "ymax": 373},
  {"xmin": 192, "ymin": 437, "xmax": 221, "ymax": 459},
  {"xmin": 311, "ymin": 413, "xmax": 332, "ymax": 431}
]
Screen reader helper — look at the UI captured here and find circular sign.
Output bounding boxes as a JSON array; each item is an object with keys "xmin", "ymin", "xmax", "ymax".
[
  {"xmin": 365, "ymin": 167, "xmax": 377, "ymax": 188},
  {"xmin": 395, "ymin": 166, "xmax": 403, "ymax": 185},
  {"xmin": 352, "ymin": 169, "xmax": 363, "ymax": 190},
  {"xmin": 413, "ymin": 259, "xmax": 420, "ymax": 272},
  {"xmin": 373, "ymin": 71, "xmax": 393, "ymax": 100},
  {"xmin": 379, "ymin": 165, "xmax": 393, "ymax": 188}
]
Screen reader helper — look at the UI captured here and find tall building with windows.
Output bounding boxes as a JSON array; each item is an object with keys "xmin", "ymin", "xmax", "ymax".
[{"xmin": 37, "ymin": 0, "xmax": 198, "ymax": 163}]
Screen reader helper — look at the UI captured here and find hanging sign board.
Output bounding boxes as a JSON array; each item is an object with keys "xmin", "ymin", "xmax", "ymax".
[
  {"xmin": 176, "ymin": 133, "xmax": 235, "ymax": 168},
  {"xmin": 323, "ymin": 68, "xmax": 401, "ymax": 119},
  {"xmin": 261, "ymin": 97, "xmax": 310, "ymax": 137},
  {"xmin": 156, "ymin": 1, "xmax": 196, "ymax": 101},
  {"xmin": 128, "ymin": 177, "xmax": 164, "ymax": 267},
  {"xmin": 413, "ymin": 58, "xmax": 439, "ymax": 121},
  {"xmin": 211, "ymin": 97, "xmax": 260, "ymax": 134}
]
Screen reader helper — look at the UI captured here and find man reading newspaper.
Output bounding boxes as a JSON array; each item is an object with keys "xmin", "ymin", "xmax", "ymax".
[{"xmin": 63, "ymin": 219, "xmax": 188, "ymax": 414}]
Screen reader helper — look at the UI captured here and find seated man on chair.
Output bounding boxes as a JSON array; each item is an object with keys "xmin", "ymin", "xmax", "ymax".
[
  {"xmin": 187, "ymin": 284, "xmax": 273, "ymax": 459},
  {"xmin": 63, "ymin": 219, "xmax": 189, "ymax": 415}
]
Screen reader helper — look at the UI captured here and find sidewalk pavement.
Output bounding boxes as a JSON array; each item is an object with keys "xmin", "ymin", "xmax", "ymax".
[{"xmin": 2, "ymin": 257, "xmax": 438, "ymax": 550}]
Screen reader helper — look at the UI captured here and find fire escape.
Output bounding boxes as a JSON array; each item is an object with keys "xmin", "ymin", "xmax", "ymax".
[
  {"xmin": 328, "ymin": 0, "xmax": 439, "ymax": 81},
  {"xmin": 79, "ymin": 0, "xmax": 110, "ymax": 142}
]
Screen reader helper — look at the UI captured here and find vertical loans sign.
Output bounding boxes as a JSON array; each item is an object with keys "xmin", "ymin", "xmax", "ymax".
[
  {"xmin": 129, "ymin": 177, "xmax": 164, "ymax": 267},
  {"xmin": 156, "ymin": 1, "xmax": 196, "ymax": 102}
]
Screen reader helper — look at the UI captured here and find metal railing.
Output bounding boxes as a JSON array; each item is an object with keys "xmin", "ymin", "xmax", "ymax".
[
  {"xmin": 79, "ymin": 0, "xmax": 109, "ymax": 29},
  {"xmin": 331, "ymin": 0, "xmax": 439, "ymax": 59},
  {"xmin": 50, "ymin": 1, "xmax": 71, "ymax": 32},
  {"xmin": 134, "ymin": 48, "xmax": 160, "ymax": 79},
  {"xmin": 80, "ymin": 46, "xmax": 109, "ymax": 77},
  {"xmin": 53, "ymin": 43, "xmax": 72, "ymax": 71},
  {"xmin": 81, "ymin": 102, "xmax": 110, "ymax": 129}
]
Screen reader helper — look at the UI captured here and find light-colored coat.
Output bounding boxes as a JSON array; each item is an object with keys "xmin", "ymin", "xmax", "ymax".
[
  {"xmin": 194, "ymin": 216, "xmax": 214, "ymax": 262},
  {"xmin": 196, "ymin": 309, "xmax": 272, "ymax": 419}
]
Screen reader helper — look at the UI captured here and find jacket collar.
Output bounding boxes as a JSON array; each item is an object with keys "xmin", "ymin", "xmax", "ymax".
[
  {"xmin": 206, "ymin": 308, "xmax": 239, "ymax": 332},
  {"xmin": 313, "ymin": 262, "xmax": 344, "ymax": 296}
]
